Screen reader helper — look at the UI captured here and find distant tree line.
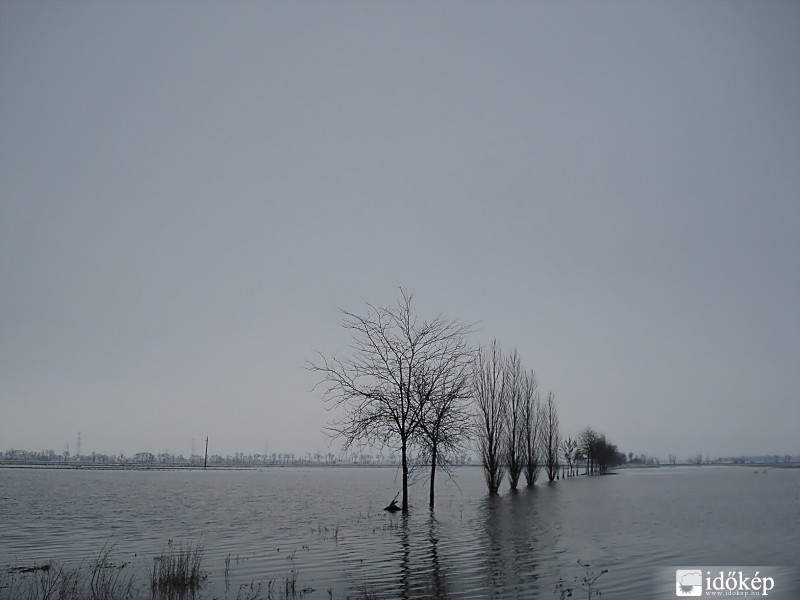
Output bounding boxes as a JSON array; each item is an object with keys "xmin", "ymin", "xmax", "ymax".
[{"xmin": 0, "ymin": 448, "xmax": 452, "ymax": 467}]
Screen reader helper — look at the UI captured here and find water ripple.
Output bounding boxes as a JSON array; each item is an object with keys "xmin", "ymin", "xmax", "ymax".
[{"xmin": 1, "ymin": 466, "xmax": 798, "ymax": 599}]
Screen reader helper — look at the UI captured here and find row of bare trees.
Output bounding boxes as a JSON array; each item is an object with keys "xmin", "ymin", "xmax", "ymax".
[
  {"xmin": 470, "ymin": 345, "xmax": 625, "ymax": 491},
  {"xmin": 473, "ymin": 341, "xmax": 562, "ymax": 494},
  {"xmin": 310, "ymin": 290, "xmax": 625, "ymax": 510},
  {"xmin": 555, "ymin": 430, "xmax": 623, "ymax": 479},
  {"xmin": 577, "ymin": 428, "xmax": 625, "ymax": 475}
]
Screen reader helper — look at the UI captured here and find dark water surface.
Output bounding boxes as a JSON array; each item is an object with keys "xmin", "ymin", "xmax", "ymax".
[{"xmin": 1, "ymin": 465, "xmax": 799, "ymax": 598}]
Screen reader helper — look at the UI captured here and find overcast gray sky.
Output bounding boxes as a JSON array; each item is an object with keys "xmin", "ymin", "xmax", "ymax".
[{"xmin": 1, "ymin": 1, "xmax": 798, "ymax": 461}]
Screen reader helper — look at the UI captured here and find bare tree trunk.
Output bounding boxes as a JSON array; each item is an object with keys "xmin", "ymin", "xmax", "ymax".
[
  {"xmin": 429, "ymin": 444, "xmax": 437, "ymax": 509},
  {"xmin": 401, "ymin": 438, "xmax": 409, "ymax": 513}
]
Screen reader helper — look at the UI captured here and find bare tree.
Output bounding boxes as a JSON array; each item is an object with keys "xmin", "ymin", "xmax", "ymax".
[
  {"xmin": 560, "ymin": 436, "xmax": 578, "ymax": 477},
  {"xmin": 573, "ymin": 445, "xmax": 585, "ymax": 476},
  {"xmin": 522, "ymin": 370, "xmax": 542, "ymax": 487},
  {"xmin": 473, "ymin": 340, "xmax": 506, "ymax": 495},
  {"xmin": 580, "ymin": 428, "xmax": 598, "ymax": 476},
  {"xmin": 543, "ymin": 391, "xmax": 560, "ymax": 482},
  {"xmin": 414, "ymin": 337, "xmax": 474, "ymax": 508},
  {"xmin": 503, "ymin": 349, "xmax": 526, "ymax": 490},
  {"xmin": 309, "ymin": 288, "xmax": 470, "ymax": 513}
]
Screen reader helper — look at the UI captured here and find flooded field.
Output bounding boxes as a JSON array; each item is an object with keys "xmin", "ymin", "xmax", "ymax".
[{"xmin": 1, "ymin": 465, "xmax": 798, "ymax": 598}]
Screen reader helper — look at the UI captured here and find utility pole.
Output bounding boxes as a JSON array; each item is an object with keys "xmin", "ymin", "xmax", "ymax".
[
  {"xmin": 76, "ymin": 432, "xmax": 82, "ymax": 458},
  {"xmin": 204, "ymin": 437, "xmax": 209, "ymax": 469}
]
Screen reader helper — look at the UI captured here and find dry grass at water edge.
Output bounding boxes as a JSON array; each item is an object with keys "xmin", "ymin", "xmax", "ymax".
[
  {"xmin": 150, "ymin": 539, "xmax": 207, "ymax": 598},
  {"xmin": 0, "ymin": 544, "xmax": 135, "ymax": 600}
]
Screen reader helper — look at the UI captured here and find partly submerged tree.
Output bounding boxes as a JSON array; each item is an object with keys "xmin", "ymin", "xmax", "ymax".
[
  {"xmin": 560, "ymin": 436, "xmax": 578, "ymax": 477},
  {"xmin": 415, "ymin": 357, "xmax": 474, "ymax": 508},
  {"xmin": 503, "ymin": 349, "xmax": 526, "ymax": 490},
  {"xmin": 309, "ymin": 288, "xmax": 471, "ymax": 513},
  {"xmin": 543, "ymin": 391, "xmax": 560, "ymax": 482},
  {"xmin": 473, "ymin": 340, "xmax": 507, "ymax": 495},
  {"xmin": 522, "ymin": 369, "xmax": 542, "ymax": 487},
  {"xmin": 580, "ymin": 427, "xmax": 599, "ymax": 476}
]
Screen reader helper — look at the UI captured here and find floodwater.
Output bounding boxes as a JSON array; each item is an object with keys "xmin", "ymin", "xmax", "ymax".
[{"xmin": 1, "ymin": 465, "xmax": 799, "ymax": 598}]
